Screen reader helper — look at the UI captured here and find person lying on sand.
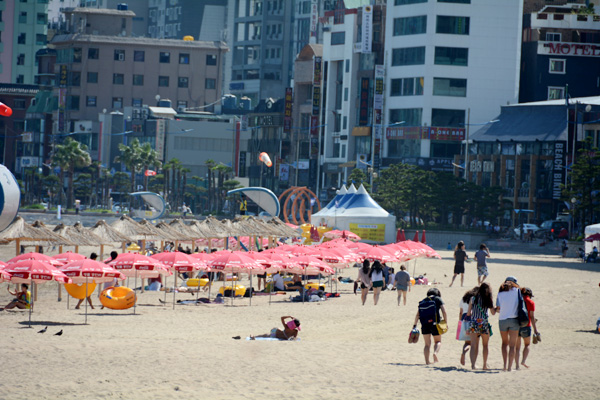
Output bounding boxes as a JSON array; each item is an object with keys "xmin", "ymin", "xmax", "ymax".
[{"xmin": 248, "ymin": 316, "xmax": 301, "ymax": 340}]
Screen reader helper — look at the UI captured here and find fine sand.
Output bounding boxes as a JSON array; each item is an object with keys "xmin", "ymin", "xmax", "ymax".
[{"xmin": 1, "ymin": 246, "xmax": 599, "ymax": 400}]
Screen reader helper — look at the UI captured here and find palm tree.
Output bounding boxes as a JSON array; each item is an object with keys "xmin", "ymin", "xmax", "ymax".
[
  {"xmin": 212, "ymin": 164, "xmax": 233, "ymax": 213},
  {"xmin": 140, "ymin": 142, "xmax": 162, "ymax": 190},
  {"xmin": 52, "ymin": 137, "xmax": 92, "ymax": 208},
  {"xmin": 114, "ymin": 139, "xmax": 143, "ymax": 205}
]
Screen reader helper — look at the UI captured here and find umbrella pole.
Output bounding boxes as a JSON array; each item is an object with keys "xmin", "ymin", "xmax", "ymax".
[
  {"xmin": 249, "ymin": 273, "xmax": 253, "ymax": 306},
  {"xmin": 163, "ymin": 274, "xmax": 167, "ymax": 304},
  {"xmin": 302, "ymin": 267, "xmax": 306, "ymax": 305},
  {"xmin": 58, "ymin": 283, "xmax": 62, "ymax": 302},
  {"xmin": 412, "ymin": 259, "xmax": 417, "ymax": 279},
  {"xmin": 100, "ymin": 245, "xmax": 104, "ymax": 259},
  {"xmin": 173, "ymin": 273, "xmax": 177, "ymax": 310},
  {"xmin": 15, "ymin": 238, "xmax": 20, "ymax": 256},
  {"xmin": 84, "ymin": 277, "xmax": 88, "ymax": 325},
  {"xmin": 133, "ymin": 270, "xmax": 137, "ymax": 315}
]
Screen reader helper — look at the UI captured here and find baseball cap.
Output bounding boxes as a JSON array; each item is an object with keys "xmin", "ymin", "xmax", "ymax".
[{"xmin": 505, "ymin": 276, "xmax": 518, "ymax": 284}]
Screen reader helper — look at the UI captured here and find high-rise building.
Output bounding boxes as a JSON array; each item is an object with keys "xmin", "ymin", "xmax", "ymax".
[
  {"xmin": 147, "ymin": 0, "xmax": 226, "ymax": 41},
  {"xmin": 224, "ymin": 0, "xmax": 294, "ymax": 106},
  {"xmin": 0, "ymin": 0, "xmax": 48, "ymax": 84}
]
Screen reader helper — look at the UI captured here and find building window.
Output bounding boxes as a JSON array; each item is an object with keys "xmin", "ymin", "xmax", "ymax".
[
  {"xmin": 67, "ymin": 96, "xmax": 80, "ymax": 110},
  {"xmin": 86, "ymin": 96, "xmax": 97, "ymax": 107},
  {"xmin": 73, "ymin": 48, "xmax": 82, "ymax": 63},
  {"xmin": 205, "ymin": 78, "xmax": 216, "ymax": 89},
  {"xmin": 114, "ymin": 49, "xmax": 125, "ymax": 61},
  {"xmin": 87, "ymin": 72, "xmax": 98, "ymax": 83},
  {"xmin": 436, "ymin": 16, "xmax": 470, "ymax": 35},
  {"xmin": 549, "ymin": 59, "xmax": 565, "ymax": 74},
  {"xmin": 179, "ymin": 53, "xmax": 190, "ymax": 64},
  {"xmin": 159, "ymin": 52, "xmax": 170, "ymax": 63},
  {"xmin": 70, "ymin": 71, "xmax": 81, "ymax": 87},
  {"xmin": 16, "ymin": 75, "xmax": 25, "ymax": 84},
  {"xmin": 177, "ymin": 100, "xmax": 187, "ymax": 110},
  {"xmin": 132, "ymin": 98, "xmax": 143, "ymax": 107},
  {"xmin": 17, "ymin": 54, "xmax": 25, "ymax": 65},
  {"xmin": 134, "ymin": 50, "xmax": 145, "ymax": 62},
  {"xmin": 391, "ymin": 47, "xmax": 426, "ymax": 66},
  {"xmin": 431, "ymin": 108, "xmax": 465, "ymax": 127},
  {"xmin": 433, "ymin": 78, "xmax": 467, "ymax": 97},
  {"xmin": 548, "ymin": 86, "xmax": 565, "ymax": 100},
  {"xmin": 133, "ymin": 74, "xmax": 144, "ymax": 85},
  {"xmin": 113, "ymin": 73, "xmax": 124, "ymax": 85},
  {"xmin": 18, "ymin": 33, "xmax": 26, "ymax": 44},
  {"xmin": 390, "ymin": 77, "xmax": 424, "ymax": 96},
  {"xmin": 178, "ymin": 77, "xmax": 189, "ymax": 88},
  {"xmin": 206, "ymin": 54, "xmax": 217, "ymax": 65},
  {"xmin": 434, "ymin": 47, "xmax": 468, "ymax": 66},
  {"xmin": 36, "ymin": 34, "xmax": 46, "ymax": 45},
  {"xmin": 88, "ymin": 48, "xmax": 99, "ymax": 59},
  {"xmin": 545, "ymin": 32, "xmax": 561, "ymax": 42},
  {"xmin": 393, "ymin": 16, "xmax": 427, "ymax": 36},
  {"xmin": 19, "ymin": 12, "xmax": 27, "ymax": 23},
  {"xmin": 158, "ymin": 76, "xmax": 169, "ymax": 87},
  {"xmin": 37, "ymin": 13, "xmax": 47, "ymax": 24},
  {"xmin": 389, "ymin": 108, "xmax": 422, "ymax": 126},
  {"xmin": 112, "ymin": 97, "xmax": 123, "ymax": 109},
  {"xmin": 395, "ymin": 0, "xmax": 427, "ymax": 4},
  {"xmin": 13, "ymin": 99, "xmax": 27, "ymax": 109},
  {"xmin": 331, "ymin": 32, "xmax": 345, "ymax": 45}
]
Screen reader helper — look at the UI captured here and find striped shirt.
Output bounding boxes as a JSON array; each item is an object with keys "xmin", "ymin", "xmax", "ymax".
[{"xmin": 470, "ymin": 295, "xmax": 489, "ymax": 323}]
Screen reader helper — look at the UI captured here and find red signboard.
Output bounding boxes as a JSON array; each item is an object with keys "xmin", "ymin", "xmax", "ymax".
[
  {"xmin": 428, "ymin": 127, "xmax": 465, "ymax": 141},
  {"xmin": 284, "ymin": 87, "xmax": 293, "ymax": 133}
]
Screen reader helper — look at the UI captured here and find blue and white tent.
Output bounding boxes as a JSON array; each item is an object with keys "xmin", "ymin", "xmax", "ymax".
[{"xmin": 311, "ymin": 184, "xmax": 396, "ymax": 243}]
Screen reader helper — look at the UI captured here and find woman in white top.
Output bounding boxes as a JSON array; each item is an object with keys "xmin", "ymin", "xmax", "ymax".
[
  {"xmin": 356, "ymin": 260, "xmax": 372, "ymax": 305},
  {"xmin": 369, "ymin": 261, "xmax": 385, "ymax": 305},
  {"xmin": 496, "ymin": 276, "xmax": 521, "ymax": 371}
]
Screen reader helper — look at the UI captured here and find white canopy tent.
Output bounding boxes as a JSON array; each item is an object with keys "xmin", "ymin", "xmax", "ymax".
[
  {"xmin": 584, "ymin": 223, "xmax": 600, "ymax": 253},
  {"xmin": 311, "ymin": 184, "xmax": 396, "ymax": 243}
]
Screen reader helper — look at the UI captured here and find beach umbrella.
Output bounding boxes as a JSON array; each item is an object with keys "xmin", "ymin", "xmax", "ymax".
[
  {"xmin": 421, "ymin": 230, "xmax": 427, "ymax": 244},
  {"xmin": 289, "ymin": 245, "xmax": 320, "ymax": 257},
  {"xmin": 88, "ymin": 220, "xmax": 132, "ymax": 257},
  {"xmin": 189, "ymin": 252, "xmax": 217, "ymax": 299},
  {"xmin": 108, "ymin": 253, "xmax": 171, "ymax": 314},
  {"xmin": 209, "ymin": 252, "xmax": 262, "ymax": 305},
  {"xmin": 5, "ymin": 260, "xmax": 71, "ymax": 327},
  {"xmin": 0, "ymin": 216, "xmax": 69, "ymax": 256},
  {"xmin": 359, "ymin": 246, "xmax": 397, "ymax": 263},
  {"xmin": 0, "ymin": 268, "xmax": 11, "ymax": 282},
  {"xmin": 244, "ymin": 251, "xmax": 277, "ymax": 305},
  {"xmin": 52, "ymin": 252, "xmax": 86, "ymax": 264},
  {"xmin": 151, "ymin": 251, "xmax": 207, "ymax": 307},
  {"xmin": 60, "ymin": 259, "xmax": 125, "ymax": 324},
  {"xmin": 8, "ymin": 252, "xmax": 64, "ymax": 267},
  {"xmin": 323, "ymin": 230, "xmax": 361, "ymax": 241},
  {"xmin": 584, "ymin": 233, "xmax": 600, "ymax": 242},
  {"xmin": 52, "ymin": 222, "xmax": 108, "ymax": 253},
  {"xmin": 413, "ymin": 231, "xmax": 419, "ymax": 242},
  {"xmin": 288, "ymin": 256, "xmax": 334, "ymax": 275}
]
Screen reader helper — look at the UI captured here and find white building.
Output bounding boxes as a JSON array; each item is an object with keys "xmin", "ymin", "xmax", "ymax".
[{"xmin": 383, "ymin": 0, "xmax": 523, "ymax": 165}]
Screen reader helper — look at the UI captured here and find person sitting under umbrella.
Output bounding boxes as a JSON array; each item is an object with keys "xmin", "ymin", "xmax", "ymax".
[
  {"xmin": 249, "ymin": 316, "xmax": 301, "ymax": 340},
  {"xmin": 1, "ymin": 284, "xmax": 31, "ymax": 311}
]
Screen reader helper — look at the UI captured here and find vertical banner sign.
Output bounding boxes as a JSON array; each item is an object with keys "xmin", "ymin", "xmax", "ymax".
[
  {"xmin": 313, "ymin": 56, "xmax": 322, "ymax": 86},
  {"xmin": 359, "ymin": 78, "xmax": 370, "ymax": 126},
  {"xmin": 155, "ymin": 119, "xmax": 166, "ymax": 161},
  {"xmin": 311, "ymin": 55, "xmax": 322, "ymax": 154},
  {"xmin": 58, "ymin": 88, "xmax": 66, "ymax": 133},
  {"xmin": 373, "ymin": 65, "xmax": 384, "ymax": 169},
  {"xmin": 239, "ymin": 151, "xmax": 247, "ymax": 177},
  {"xmin": 310, "ymin": 0, "xmax": 319, "ymax": 39},
  {"xmin": 362, "ymin": 6, "xmax": 373, "ymax": 53},
  {"xmin": 553, "ymin": 141, "xmax": 566, "ymax": 200},
  {"xmin": 284, "ymin": 88, "xmax": 293, "ymax": 133},
  {"xmin": 234, "ymin": 121, "xmax": 241, "ymax": 175},
  {"xmin": 312, "ymin": 87, "xmax": 321, "ymax": 116}
]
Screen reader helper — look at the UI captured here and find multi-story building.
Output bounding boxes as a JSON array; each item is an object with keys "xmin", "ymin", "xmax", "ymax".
[
  {"xmin": 520, "ymin": 2, "xmax": 600, "ymax": 103},
  {"xmin": 225, "ymin": 0, "xmax": 294, "ymax": 106},
  {"xmin": 383, "ymin": 0, "xmax": 523, "ymax": 174},
  {"xmin": 0, "ymin": 0, "xmax": 48, "ymax": 84},
  {"xmin": 147, "ymin": 0, "xmax": 226, "ymax": 41},
  {"xmin": 49, "ymin": 7, "xmax": 228, "ymax": 162},
  {"xmin": 77, "ymin": 1, "xmax": 150, "ymax": 37},
  {"xmin": 0, "ymin": 84, "xmax": 40, "ymax": 174}
]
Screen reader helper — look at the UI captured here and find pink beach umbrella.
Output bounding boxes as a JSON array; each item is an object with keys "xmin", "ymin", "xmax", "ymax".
[
  {"xmin": 52, "ymin": 252, "xmax": 87, "ymax": 264},
  {"xmin": 5, "ymin": 260, "xmax": 72, "ymax": 327},
  {"xmin": 288, "ymin": 256, "xmax": 335, "ymax": 275},
  {"xmin": 8, "ymin": 252, "xmax": 64, "ymax": 267},
  {"xmin": 323, "ymin": 229, "xmax": 361, "ymax": 241},
  {"xmin": 151, "ymin": 251, "xmax": 208, "ymax": 308},
  {"xmin": 209, "ymin": 252, "xmax": 263, "ymax": 304},
  {"xmin": 0, "ymin": 268, "xmax": 12, "ymax": 282},
  {"xmin": 60, "ymin": 259, "xmax": 126, "ymax": 324},
  {"xmin": 359, "ymin": 246, "xmax": 397, "ymax": 263}
]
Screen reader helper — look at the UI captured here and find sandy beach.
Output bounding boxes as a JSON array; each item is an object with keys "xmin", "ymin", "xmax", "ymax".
[{"xmin": 1, "ymin": 246, "xmax": 599, "ymax": 399}]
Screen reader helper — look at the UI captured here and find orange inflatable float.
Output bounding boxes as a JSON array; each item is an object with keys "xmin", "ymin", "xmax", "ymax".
[
  {"xmin": 99, "ymin": 286, "xmax": 136, "ymax": 310},
  {"xmin": 64, "ymin": 283, "xmax": 97, "ymax": 299}
]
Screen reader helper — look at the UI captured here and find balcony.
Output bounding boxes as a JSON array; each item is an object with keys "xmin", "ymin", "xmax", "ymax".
[{"xmin": 532, "ymin": 11, "xmax": 600, "ymax": 30}]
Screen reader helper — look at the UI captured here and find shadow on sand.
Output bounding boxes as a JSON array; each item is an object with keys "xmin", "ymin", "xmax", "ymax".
[{"xmin": 387, "ymin": 363, "xmax": 500, "ymax": 374}]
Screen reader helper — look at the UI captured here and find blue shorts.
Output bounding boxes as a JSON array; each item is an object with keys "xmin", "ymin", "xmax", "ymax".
[
  {"xmin": 396, "ymin": 284, "xmax": 408, "ymax": 292},
  {"xmin": 519, "ymin": 326, "xmax": 532, "ymax": 338}
]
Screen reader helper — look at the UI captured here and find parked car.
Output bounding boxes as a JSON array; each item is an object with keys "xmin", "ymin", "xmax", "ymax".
[
  {"xmin": 514, "ymin": 223, "xmax": 540, "ymax": 237},
  {"xmin": 536, "ymin": 220, "xmax": 569, "ymax": 239}
]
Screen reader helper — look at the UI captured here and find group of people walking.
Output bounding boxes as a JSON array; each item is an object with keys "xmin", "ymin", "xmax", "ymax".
[
  {"xmin": 413, "ymin": 276, "xmax": 539, "ymax": 371},
  {"xmin": 355, "ymin": 260, "xmax": 411, "ymax": 306}
]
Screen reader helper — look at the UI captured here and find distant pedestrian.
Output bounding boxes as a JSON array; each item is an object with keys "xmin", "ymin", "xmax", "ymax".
[
  {"xmin": 394, "ymin": 265, "xmax": 411, "ymax": 306},
  {"xmin": 450, "ymin": 241, "xmax": 468, "ymax": 287},
  {"xmin": 474, "ymin": 244, "xmax": 491, "ymax": 284}
]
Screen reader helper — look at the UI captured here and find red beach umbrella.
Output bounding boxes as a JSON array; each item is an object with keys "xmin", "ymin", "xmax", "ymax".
[
  {"xmin": 151, "ymin": 252, "xmax": 207, "ymax": 273},
  {"xmin": 209, "ymin": 252, "xmax": 262, "ymax": 273},
  {"xmin": 52, "ymin": 252, "xmax": 87, "ymax": 264},
  {"xmin": 8, "ymin": 252, "xmax": 64, "ymax": 267},
  {"xmin": 359, "ymin": 246, "xmax": 397, "ymax": 263},
  {"xmin": 324, "ymin": 230, "xmax": 361, "ymax": 241}
]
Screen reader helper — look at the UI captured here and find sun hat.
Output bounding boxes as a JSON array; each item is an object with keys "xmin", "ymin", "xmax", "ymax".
[
  {"xmin": 287, "ymin": 319, "xmax": 301, "ymax": 331},
  {"xmin": 505, "ymin": 276, "xmax": 518, "ymax": 284}
]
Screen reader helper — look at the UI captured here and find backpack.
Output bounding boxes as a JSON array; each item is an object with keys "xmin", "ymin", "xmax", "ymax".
[{"xmin": 418, "ymin": 296, "xmax": 438, "ymax": 325}]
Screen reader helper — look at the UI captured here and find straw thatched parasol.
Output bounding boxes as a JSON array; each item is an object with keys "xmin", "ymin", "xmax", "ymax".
[
  {"xmin": 0, "ymin": 216, "xmax": 68, "ymax": 255},
  {"xmin": 197, "ymin": 216, "xmax": 231, "ymax": 238},
  {"xmin": 110, "ymin": 215, "xmax": 157, "ymax": 242},
  {"xmin": 137, "ymin": 219, "xmax": 174, "ymax": 241},
  {"xmin": 168, "ymin": 219, "xmax": 200, "ymax": 239},
  {"xmin": 155, "ymin": 221, "xmax": 194, "ymax": 241},
  {"xmin": 187, "ymin": 220, "xmax": 211, "ymax": 239},
  {"xmin": 53, "ymin": 222, "xmax": 110, "ymax": 249},
  {"xmin": 265, "ymin": 217, "xmax": 302, "ymax": 237},
  {"xmin": 89, "ymin": 220, "xmax": 132, "ymax": 244}
]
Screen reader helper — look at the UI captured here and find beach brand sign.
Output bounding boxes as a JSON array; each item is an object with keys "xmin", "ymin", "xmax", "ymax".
[{"xmin": 553, "ymin": 141, "xmax": 566, "ymax": 200}]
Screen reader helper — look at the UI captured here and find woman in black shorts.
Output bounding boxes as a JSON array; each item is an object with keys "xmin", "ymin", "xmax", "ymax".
[
  {"xmin": 412, "ymin": 288, "xmax": 448, "ymax": 364},
  {"xmin": 356, "ymin": 260, "xmax": 372, "ymax": 305},
  {"xmin": 449, "ymin": 241, "xmax": 468, "ymax": 287}
]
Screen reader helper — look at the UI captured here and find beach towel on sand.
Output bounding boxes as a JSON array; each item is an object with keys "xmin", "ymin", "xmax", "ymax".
[{"xmin": 245, "ymin": 337, "xmax": 301, "ymax": 341}]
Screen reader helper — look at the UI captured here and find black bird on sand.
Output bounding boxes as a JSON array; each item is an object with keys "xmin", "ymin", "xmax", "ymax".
[
  {"xmin": 54, "ymin": 330, "xmax": 63, "ymax": 336},
  {"xmin": 37, "ymin": 326, "xmax": 48, "ymax": 334}
]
